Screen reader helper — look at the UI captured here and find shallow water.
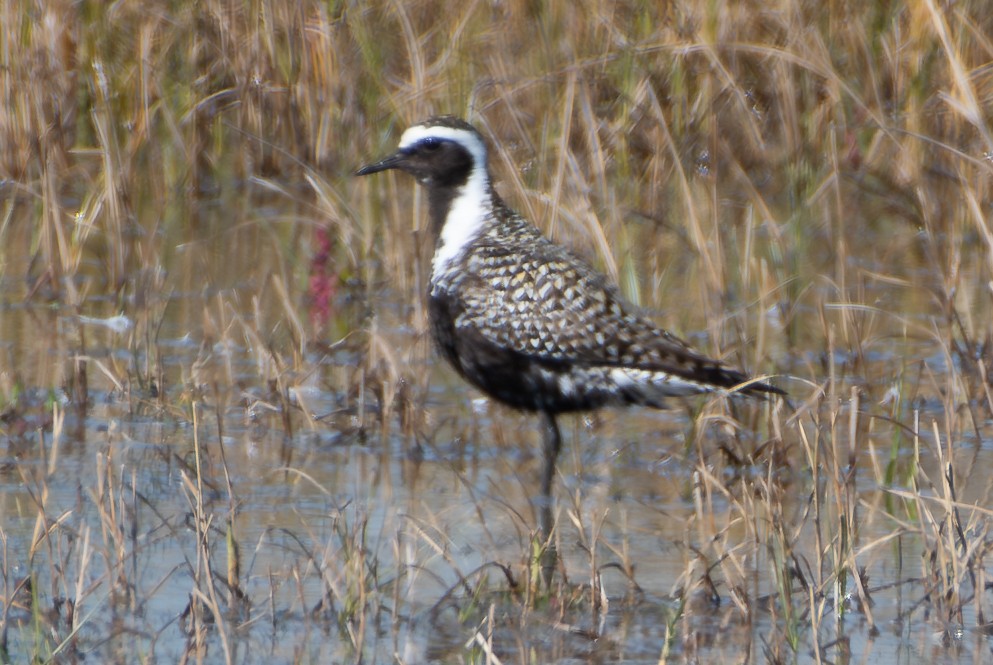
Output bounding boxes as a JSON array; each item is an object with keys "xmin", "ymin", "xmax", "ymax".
[{"xmin": 2, "ymin": 189, "xmax": 993, "ymax": 664}]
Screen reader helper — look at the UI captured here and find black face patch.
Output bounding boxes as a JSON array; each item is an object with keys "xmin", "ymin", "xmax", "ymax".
[{"xmin": 399, "ymin": 139, "xmax": 474, "ymax": 188}]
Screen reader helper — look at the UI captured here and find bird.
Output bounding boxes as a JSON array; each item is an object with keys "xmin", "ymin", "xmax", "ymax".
[{"xmin": 356, "ymin": 115, "xmax": 782, "ymax": 552}]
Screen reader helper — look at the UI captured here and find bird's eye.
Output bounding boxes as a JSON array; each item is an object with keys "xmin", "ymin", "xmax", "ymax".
[{"xmin": 420, "ymin": 138, "xmax": 442, "ymax": 152}]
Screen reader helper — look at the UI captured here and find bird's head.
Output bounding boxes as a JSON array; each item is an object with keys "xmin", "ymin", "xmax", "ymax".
[{"xmin": 356, "ymin": 116, "xmax": 488, "ymax": 189}]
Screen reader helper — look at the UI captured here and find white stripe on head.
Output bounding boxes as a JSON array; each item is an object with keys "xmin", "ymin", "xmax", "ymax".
[
  {"xmin": 400, "ymin": 124, "xmax": 494, "ymax": 282},
  {"xmin": 398, "ymin": 124, "xmax": 488, "ymax": 165}
]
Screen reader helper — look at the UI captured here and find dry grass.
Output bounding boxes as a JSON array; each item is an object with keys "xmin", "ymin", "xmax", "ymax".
[{"xmin": 2, "ymin": 0, "xmax": 993, "ymax": 662}]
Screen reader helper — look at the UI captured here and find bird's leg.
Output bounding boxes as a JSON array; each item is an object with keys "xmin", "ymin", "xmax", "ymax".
[
  {"xmin": 538, "ymin": 411, "xmax": 562, "ymax": 537},
  {"xmin": 538, "ymin": 410, "xmax": 562, "ymax": 584}
]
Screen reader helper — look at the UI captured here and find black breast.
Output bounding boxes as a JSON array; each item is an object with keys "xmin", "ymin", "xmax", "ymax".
[{"xmin": 427, "ymin": 286, "xmax": 619, "ymax": 413}]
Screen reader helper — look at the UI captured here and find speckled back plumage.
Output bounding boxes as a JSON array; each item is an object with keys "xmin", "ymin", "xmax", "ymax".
[{"xmin": 428, "ymin": 199, "xmax": 767, "ymax": 413}]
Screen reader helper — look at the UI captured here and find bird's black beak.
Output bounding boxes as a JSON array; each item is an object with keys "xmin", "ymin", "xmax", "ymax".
[{"xmin": 355, "ymin": 151, "xmax": 406, "ymax": 177}]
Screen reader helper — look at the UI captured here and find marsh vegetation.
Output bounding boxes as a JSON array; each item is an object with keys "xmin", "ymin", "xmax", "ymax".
[{"xmin": 2, "ymin": 0, "xmax": 993, "ymax": 662}]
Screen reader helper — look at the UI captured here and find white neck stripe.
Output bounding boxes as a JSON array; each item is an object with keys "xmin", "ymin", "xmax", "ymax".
[
  {"xmin": 399, "ymin": 125, "xmax": 494, "ymax": 283},
  {"xmin": 431, "ymin": 161, "xmax": 490, "ymax": 280}
]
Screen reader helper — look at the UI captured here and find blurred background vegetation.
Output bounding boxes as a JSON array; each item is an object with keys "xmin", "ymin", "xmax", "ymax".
[
  {"xmin": 2, "ymin": 1, "xmax": 993, "ymax": 662},
  {"xmin": 3, "ymin": 0, "xmax": 991, "ymax": 390}
]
